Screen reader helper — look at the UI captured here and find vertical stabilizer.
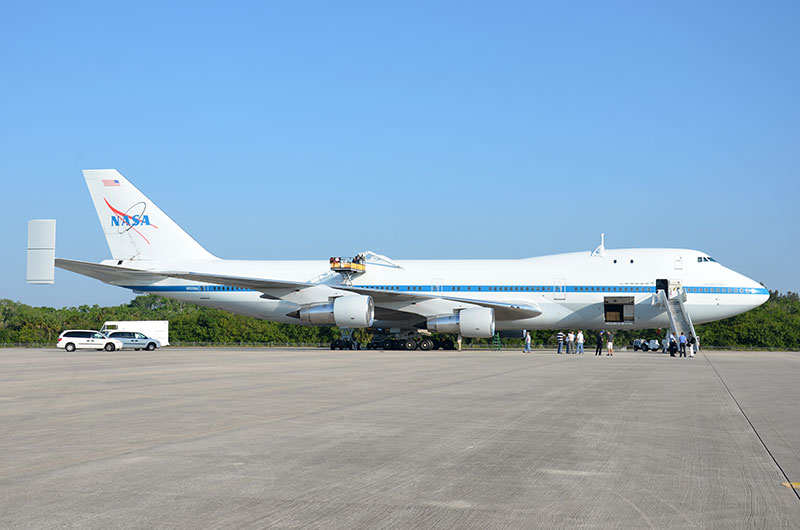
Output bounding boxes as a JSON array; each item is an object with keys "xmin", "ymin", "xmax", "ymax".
[
  {"xmin": 27, "ymin": 219, "xmax": 56, "ymax": 284},
  {"xmin": 83, "ymin": 169, "xmax": 216, "ymax": 261}
]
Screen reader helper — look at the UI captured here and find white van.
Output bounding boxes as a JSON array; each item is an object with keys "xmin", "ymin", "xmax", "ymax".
[
  {"xmin": 57, "ymin": 330, "xmax": 123, "ymax": 352},
  {"xmin": 101, "ymin": 321, "xmax": 169, "ymax": 346}
]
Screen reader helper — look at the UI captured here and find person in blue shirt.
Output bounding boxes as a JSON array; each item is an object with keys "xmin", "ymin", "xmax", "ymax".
[{"xmin": 679, "ymin": 332, "xmax": 687, "ymax": 357}]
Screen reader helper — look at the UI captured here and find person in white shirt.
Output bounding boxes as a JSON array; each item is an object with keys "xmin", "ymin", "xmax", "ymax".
[
  {"xmin": 576, "ymin": 330, "xmax": 585, "ymax": 354},
  {"xmin": 567, "ymin": 331, "xmax": 575, "ymax": 354}
]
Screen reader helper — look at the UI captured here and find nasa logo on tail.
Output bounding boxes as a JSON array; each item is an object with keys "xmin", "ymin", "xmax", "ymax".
[{"xmin": 104, "ymin": 198, "xmax": 159, "ymax": 244}]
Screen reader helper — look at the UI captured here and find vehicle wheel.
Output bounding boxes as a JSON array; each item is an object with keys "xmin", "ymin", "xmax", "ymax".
[
  {"xmin": 104, "ymin": 342, "xmax": 116, "ymax": 352},
  {"xmin": 330, "ymin": 340, "xmax": 339, "ymax": 350},
  {"xmin": 65, "ymin": 343, "xmax": 76, "ymax": 352},
  {"xmin": 443, "ymin": 339, "xmax": 455, "ymax": 350},
  {"xmin": 135, "ymin": 348, "xmax": 141, "ymax": 351},
  {"xmin": 403, "ymin": 339, "xmax": 417, "ymax": 351},
  {"xmin": 419, "ymin": 338, "xmax": 434, "ymax": 351},
  {"xmin": 633, "ymin": 346, "xmax": 639, "ymax": 351},
  {"xmin": 146, "ymin": 343, "xmax": 156, "ymax": 351},
  {"xmin": 642, "ymin": 344, "xmax": 649, "ymax": 352}
]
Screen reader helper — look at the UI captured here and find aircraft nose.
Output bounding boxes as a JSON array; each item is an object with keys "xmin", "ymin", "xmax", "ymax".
[{"xmin": 743, "ymin": 275, "xmax": 769, "ymax": 308}]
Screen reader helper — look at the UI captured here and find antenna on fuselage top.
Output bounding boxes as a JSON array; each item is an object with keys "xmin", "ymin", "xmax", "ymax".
[{"xmin": 591, "ymin": 233, "xmax": 606, "ymax": 258}]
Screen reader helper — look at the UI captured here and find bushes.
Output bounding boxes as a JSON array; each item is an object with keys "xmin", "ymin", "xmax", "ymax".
[{"xmin": 1, "ymin": 292, "xmax": 798, "ymax": 349}]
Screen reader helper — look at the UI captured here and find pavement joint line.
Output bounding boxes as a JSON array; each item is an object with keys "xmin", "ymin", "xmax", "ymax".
[{"xmin": 702, "ymin": 350, "xmax": 800, "ymax": 502}]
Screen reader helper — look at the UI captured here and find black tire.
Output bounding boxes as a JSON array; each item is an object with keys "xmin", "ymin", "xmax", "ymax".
[
  {"xmin": 104, "ymin": 342, "xmax": 115, "ymax": 352},
  {"xmin": 330, "ymin": 340, "xmax": 338, "ymax": 350},
  {"xmin": 383, "ymin": 339, "xmax": 394, "ymax": 350},
  {"xmin": 134, "ymin": 348, "xmax": 141, "ymax": 351},
  {"xmin": 443, "ymin": 339, "xmax": 455, "ymax": 350},
  {"xmin": 146, "ymin": 343, "xmax": 156, "ymax": 351},
  {"xmin": 65, "ymin": 342, "xmax": 76, "ymax": 352},
  {"xmin": 419, "ymin": 338, "xmax": 434, "ymax": 351},
  {"xmin": 432, "ymin": 339, "xmax": 441, "ymax": 350},
  {"xmin": 403, "ymin": 339, "xmax": 416, "ymax": 351},
  {"xmin": 633, "ymin": 346, "xmax": 639, "ymax": 351},
  {"xmin": 642, "ymin": 344, "xmax": 649, "ymax": 352}
]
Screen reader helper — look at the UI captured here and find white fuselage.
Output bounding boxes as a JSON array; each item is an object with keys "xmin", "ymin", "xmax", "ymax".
[{"xmin": 107, "ymin": 248, "xmax": 768, "ymax": 331}]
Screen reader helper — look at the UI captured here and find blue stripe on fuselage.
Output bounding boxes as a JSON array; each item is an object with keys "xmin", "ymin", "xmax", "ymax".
[{"xmin": 120, "ymin": 285, "xmax": 769, "ymax": 295}]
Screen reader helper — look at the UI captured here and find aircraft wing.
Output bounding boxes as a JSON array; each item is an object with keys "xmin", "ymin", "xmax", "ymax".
[
  {"xmin": 55, "ymin": 261, "xmax": 541, "ymax": 322},
  {"xmin": 336, "ymin": 285, "xmax": 542, "ymax": 321},
  {"xmin": 155, "ymin": 271, "xmax": 314, "ymax": 292},
  {"xmin": 159, "ymin": 272, "xmax": 541, "ymax": 321}
]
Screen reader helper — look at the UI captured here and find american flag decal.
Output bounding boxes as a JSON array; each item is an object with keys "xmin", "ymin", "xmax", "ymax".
[{"xmin": 102, "ymin": 179, "xmax": 120, "ymax": 187}]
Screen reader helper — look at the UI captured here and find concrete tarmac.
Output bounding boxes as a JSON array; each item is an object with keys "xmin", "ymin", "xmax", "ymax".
[{"xmin": 1, "ymin": 347, "xmax": 799, "ymax": 529}]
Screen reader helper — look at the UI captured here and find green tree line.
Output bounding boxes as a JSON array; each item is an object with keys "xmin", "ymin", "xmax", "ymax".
[{"xmin": 1, "ymin": 291, "xmax": 798, "ymax": 349}]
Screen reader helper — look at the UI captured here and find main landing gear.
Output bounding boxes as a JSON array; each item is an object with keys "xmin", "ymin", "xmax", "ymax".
[
  {"xmin": 329, "ymin": 330, "xmax": 458, "ymax": 351},
  {"xmin": 364, "ymin": 334, "xmax": 456, "ymax": 351}
]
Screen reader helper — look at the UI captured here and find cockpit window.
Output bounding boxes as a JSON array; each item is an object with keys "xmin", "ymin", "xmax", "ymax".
[{"xmin": 697, "ymin": 256, "xmax": 717, "ymax": 263}]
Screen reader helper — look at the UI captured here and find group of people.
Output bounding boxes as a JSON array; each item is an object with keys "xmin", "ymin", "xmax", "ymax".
[
  {"xmin": 662, "ymin": 332, "xmax": 698, "ymax": 357},
  {"xmin": 552, "ymin": 330, "xmax": 615, "ymax": 356},
  {"xmin": 523, "ymin": 329, "xmax": 696, "ymax": 357}
]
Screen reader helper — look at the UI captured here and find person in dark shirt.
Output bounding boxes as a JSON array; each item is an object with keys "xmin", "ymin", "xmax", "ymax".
[
  {"xmin": 606, "ymin": 331, "xmax": 614, "ymax": 356},
  {"xmin": 595, "ymin": 330, "xmax": 604, "ymax": 355}
]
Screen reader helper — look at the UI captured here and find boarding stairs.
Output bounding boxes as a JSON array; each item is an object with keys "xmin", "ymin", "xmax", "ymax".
[{"xmin": 654, "ymin": 288, "xmax": 698, "ymax": 342}]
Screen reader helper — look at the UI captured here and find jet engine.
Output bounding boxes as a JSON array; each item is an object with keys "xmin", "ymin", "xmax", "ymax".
[
  {"xmin": 298, "ymin": 295, "xmax": 374, "ymax": 328},
  {"xmin": 426, "ymin": 307, "xmax": 495, "ymax": 338}
]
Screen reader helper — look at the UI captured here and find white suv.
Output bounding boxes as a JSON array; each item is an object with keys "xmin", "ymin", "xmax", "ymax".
[{"xmin": 57, "ymin": 330, "xmax": 124, "ymax": 352}]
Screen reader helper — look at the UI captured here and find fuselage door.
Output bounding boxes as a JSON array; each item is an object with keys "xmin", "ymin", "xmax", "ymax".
[
  {"xmin": 674, "ymin": 256, "xmax": 683, "ymax": 270},
  {"xmin": 554, "ymin": 278, "xmax": 566, "ymax": 300}
]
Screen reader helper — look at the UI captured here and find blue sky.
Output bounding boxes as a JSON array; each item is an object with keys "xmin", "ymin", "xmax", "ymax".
[{"xmin": 2, "ymin": 1, "xmax": 798, "ymax": 307}]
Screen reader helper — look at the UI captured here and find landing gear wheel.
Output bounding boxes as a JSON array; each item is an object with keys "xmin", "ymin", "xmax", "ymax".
[
  {"xmin": 419, "ymin": 338, "xmax": 434, "ymax": 351},
  {"xmin": 443, "ymin": 339, "xmax": 455, "ymax": 350},
  {"xmin": 331, "ymin": 339, "xmax": 341, "ymax": 350},
  {"xmin": 104, "ymin": 342, "xmax": 115, "ymax": 352},
  {"xmin": 403, "ymin": 339, "xmax": 417, "ymax": 351},
  {"xmin": 65, "ymin": 343, "xmax": 75, "ymax": 352},
  {"xmin": 383, "ymin": 339, "xmax": 395, "ymax": 350}
]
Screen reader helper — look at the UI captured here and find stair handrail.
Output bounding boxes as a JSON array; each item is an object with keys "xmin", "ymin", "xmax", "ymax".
[
  {"xmin": 674, "ymin": 287, "xmax": 698, "ymax": 341},
  {"xmin": 657, "ymin": 289, "xmax": 680, "ymax": 337}
]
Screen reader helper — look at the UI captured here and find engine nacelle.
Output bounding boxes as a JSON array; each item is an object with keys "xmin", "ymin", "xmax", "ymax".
[
  {"xmin": 426, "ymin": 307, "xmax": 495, "ymax": 338},
  {"xmin": 298, "ymin": 295, "xmax": 374, "ymax": 328}
]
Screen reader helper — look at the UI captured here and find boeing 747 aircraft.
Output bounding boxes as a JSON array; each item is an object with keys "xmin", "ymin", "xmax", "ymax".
[{"xmin": 28, "ymin": 170, "xmax": 769, "ymax": 350}]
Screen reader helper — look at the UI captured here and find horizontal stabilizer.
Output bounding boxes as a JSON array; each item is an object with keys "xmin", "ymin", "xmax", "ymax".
[{"xmin": 55, "ymin": 259, "xmax": 168, "ymax": 284}]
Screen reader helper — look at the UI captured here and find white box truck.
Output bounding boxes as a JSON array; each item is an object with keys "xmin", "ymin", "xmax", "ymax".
[{"xmin": 101, "ymin": 320, "xmax": 169, "ymax": 346}]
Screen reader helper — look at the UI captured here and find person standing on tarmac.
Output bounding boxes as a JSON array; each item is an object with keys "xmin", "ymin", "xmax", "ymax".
[
  {"xmin": 556, "ymin": 331, "xmax": 565, "ymax": 354},
  {"xmin": 595, "ymin": 330, "xmax": 605, "ymax": 355},
  {"xmin": 524, "ymin": 331, "xmax": 532, "ymax": 354},
  {"xmin": 606, "ymin": 331, "xmax": 614, "ymax": 356},
  {"xmin": 576, "ymin": 330, "xmax": 585, "ymax": 354},
  {"xmin": 567, "ymin": 331, "xmax": 575, "ymax": 354}
]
